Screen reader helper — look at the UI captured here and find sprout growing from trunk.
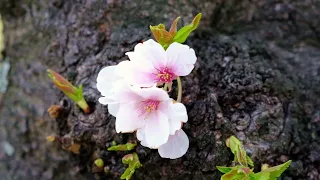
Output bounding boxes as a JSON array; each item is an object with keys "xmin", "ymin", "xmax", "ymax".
[
  {"xmin": 47, "ymin": 69, "xmax": 90, "ymax": 114},
  {"xmin": 121, "ymin": 153, "xmax": 142, "ymax": 180},
  {"xmin": 150, "ymin": 13, "xmax": 202, "ymax": 49},
  {"xmin": 217, "ymin": 136, "xmax": 291, "ymax": 180}
]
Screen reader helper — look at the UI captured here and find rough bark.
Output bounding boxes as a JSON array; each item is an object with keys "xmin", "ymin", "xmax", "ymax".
[{"xmin": 0, "ymin": 0, "xmax": 319, "ymax": 179}]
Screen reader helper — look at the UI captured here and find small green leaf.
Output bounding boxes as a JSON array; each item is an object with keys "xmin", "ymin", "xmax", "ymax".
[
  {"xmin": 227, "ymin": 136, "xmax": 253, "ymax": 167},
  {"xmin": 173, "ymin": 13, "xmax": 202, "ymax": 43},
  {"xmin": 255, "ymin": 160, "xmax": 291, "ymax": 180},
  {"xmin": 216, "ymin": 166, "xmax": 233, "ymax": 174},
  {"xmin": 254, "ymin": 171, "xmax": 269, "ymax": 180},
  {"xmin": 221, "ymin": 167, "xmax": 248, "ymax": 180},
  {"xmin": 122, "ymin": 154, "xmax": 134, "ymax": 164},
  {"xmin": 238, "ymin": 167, "xmax": 251, "ymax": 175},
  {"xmin": 120, "ymin": 168, "xmax": 134, "ymax": 180},
  {"xmin": 246, "ymin": 156, "xmax": 254, "ymax": 167},
  {"xmin": 120, "ymin": 153, "xmax": 142, "ymax": 180},
  {"xmin": 107, "ymin": 142, "xmax": 137, "ymax": 151}
]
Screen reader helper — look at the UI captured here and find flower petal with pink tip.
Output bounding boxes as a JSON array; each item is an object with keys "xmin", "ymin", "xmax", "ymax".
[{"xmin": 122, "ymin": 39, "xmax": 197, "ymax": 87}]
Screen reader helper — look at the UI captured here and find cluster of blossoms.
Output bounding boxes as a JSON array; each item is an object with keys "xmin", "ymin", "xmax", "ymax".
[
  {"xmin": 97, "ymin": 39, "xmax": 197, "ymax": 159},
  {"xmin": 96, "ymin": 14, "xmax": 200, "ymax": 159}
]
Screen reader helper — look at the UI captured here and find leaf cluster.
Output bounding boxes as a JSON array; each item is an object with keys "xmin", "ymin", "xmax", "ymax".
[
  {"xmin": 120, "ymin": 153, "xmax": 142, "ymax": 180},
  {"xmin": 107, "ymin": 143, "xmax": 141, "ymax": 180},
  {"xmin": 217, "ymin": 136, "xmax": 291, "ymax": 180},
  {"xmin": 150, "ymin": 13, "xmax": 202, "ymax": 49}
]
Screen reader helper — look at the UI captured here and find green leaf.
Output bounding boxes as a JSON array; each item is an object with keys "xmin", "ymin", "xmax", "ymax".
[
  {"xmin": 122, "ymin": 154, "xmax": 134, "ymax": 164},
  {"xmin": 0, "ymin": 14, "xmax": 4, "ymax": 60},
  {"xmin": 221, "ymin": 167, "xmax": 247, "ymax": 180},
  {"xmin": 173, "ymin": 13, "xmax": 202, "ymax": 43},
  {"xmin": 120, "ymin": 168, "xmax": 134, "ymax": 180},
  {"xmin": 120, "ymin": 153, "xmax": 142, "ymax": 180},
  {"xmin": 107, "ymin": 142, "xmax": 136, "ymax": 151},
  {"xmin": 216, "ymin": 166, "xmax": 233, "ymax": 174},
  {"xmin": 238, "ymin": 167, "xmax": 251, "ymax": 176},
  {"xmin": 246, "ymin": 156, "xmax": 254, "ymax": 167},
  {"xmin": 226, "ymin": 136, "xmax": 252, "ymax": 167},
  {"xmin": 218, "ymin": 166, "xmax": 254, "ymax": 180},
  {"xmin": 254, "ymin": 172, "xmax": 269, "ymax": 180},
  {"xmin": 169, "ymin": 16, "xmax": 181, "ymax": 36},
  {"xmin": 254, "ymin": 160, "xmax": 291, "ymax": 180}
]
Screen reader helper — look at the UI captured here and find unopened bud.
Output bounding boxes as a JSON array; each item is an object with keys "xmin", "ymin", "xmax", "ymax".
[
  {"xmin": 47, "ymin": 105, "xmax": 62, "ymax": 119},
  {"xmin": 94, "ymin": 158, "xmax": 104, "ymax": 168}
]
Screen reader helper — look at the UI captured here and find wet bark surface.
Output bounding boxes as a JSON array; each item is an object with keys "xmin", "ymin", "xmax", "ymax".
[{"xmin": 0, "ymin": 0, "xmax": 319, "ymax": 179}]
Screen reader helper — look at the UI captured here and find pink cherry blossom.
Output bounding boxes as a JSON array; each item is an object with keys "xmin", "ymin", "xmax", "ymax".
[
  {"xmin": 119, "ymin": 39, "xmax": 197, "ymax": 87},
  {"xmin": 97, "ymin": 66, "xmax": 188, "ymax": 148},
  {"xmin": 136, "ymin": 101, "xmax": 188, "ymax": 148}
]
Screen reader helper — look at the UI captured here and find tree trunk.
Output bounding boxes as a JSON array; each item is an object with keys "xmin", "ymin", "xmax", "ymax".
[{"xmin": 0, "ymin": 0, "xmax": 319, "ymax": 179}]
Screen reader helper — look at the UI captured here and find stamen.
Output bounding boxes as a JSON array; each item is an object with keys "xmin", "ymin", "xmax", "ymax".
[
  {"xmin": 137, "ymin": 100, "xmax": 160, "ymax": 118},
  {"xmin": 155, "ymin": 67, "xmax": 175, "ymax": 83}
]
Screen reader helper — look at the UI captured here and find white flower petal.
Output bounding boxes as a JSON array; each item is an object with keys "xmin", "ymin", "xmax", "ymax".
[
  {"xmin": 118, "ymin": 57, "xmax": 157, "ymax": 87},
  {"xmin": 158, "ymin": 129, "xmax": 189, "ymax": 159},
  {"xmin": 98, "ymin": 97, "xmax": 117, "ymax": 105},
  {"xmin": 108, "ymin": 103, "xmax": 119, "ymax": 117},
  {"xmin": 131, "ymin": 39, "xmax": 166, "ymax": 68},
  {"xmin": 136, "ymin": 128, "xmax": 145, "ymax": 141},
  {"xmin": 123, "ymin": 39, "xmax": 170, "ymax": 87},
  {"xmin": 174, "ymin": 64, "xmax": 195, "ymax": 76},
  {"xmin": 169, "ymin": 102, "xmax": 188, "ymax": 123},
  {"xmin": 166, "ymin": 42, "xmax": 197, "ymax": 76},
  {"xmin": 168, "ymin": 119, "xmax": 182, "ymax": 135},
  {"xmin": 136, "ymin": 128, "xmax": 149, "ymax": 147},
  {"xmin": 115, "ymin": 103, "xmax": 146, "ymax": 133},
  {"xmin": 96, "ymin": 66, "xmax": 121, "ymax": 97},
  {"xmin": 126, "ymin": 68, "xmax": 157, "ymax": 87},
  {"xmin": 144, "ymin": 111, "xmax": 170, "ymax": 148}
]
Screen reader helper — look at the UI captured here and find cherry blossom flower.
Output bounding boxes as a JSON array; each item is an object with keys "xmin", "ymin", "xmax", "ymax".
[
  {"xmin": 97, "ymin": 66, "xmax": 188, "ymax": 148},
  {"xmin": 119, "ymin": 39, "xmax": 197, "ymax": 87},
  {"xmin": 134, "ymin": 100, "xmax": 188, "ymax": 148},
  {"xmin": 137, "ymin": 128, "xmax": 189, "ymax": 159}
]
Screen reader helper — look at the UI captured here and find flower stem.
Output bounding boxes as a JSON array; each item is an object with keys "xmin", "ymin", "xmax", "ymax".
[
  {"xmin": 176, "ymin": 76, "xmax": 182, "ymax": 102},
  {"xmin": 77, "ymin": 99, "xmax": 90, "ymax": 114},
  {"xmin": 163, "ymin": 83, "xmax": 168, "ymax": 91}
]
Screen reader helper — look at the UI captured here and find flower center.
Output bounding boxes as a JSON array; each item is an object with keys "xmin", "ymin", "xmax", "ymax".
[
  {"xmin": 156, "ymin": 67, "xmax": 175, "ymax": 83},
  {"xmin": 138, "ymin": 100, "xmax": 160, "ymax": 118}
]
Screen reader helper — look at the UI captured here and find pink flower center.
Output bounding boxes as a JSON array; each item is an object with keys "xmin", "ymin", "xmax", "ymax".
[
  {"xmin": 155, "ymin": 67, "xmax": 176, "ymax": 83},
  {"xmin": 137, "ymin": 99, "xmax": 160, "ymax": 117}
]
